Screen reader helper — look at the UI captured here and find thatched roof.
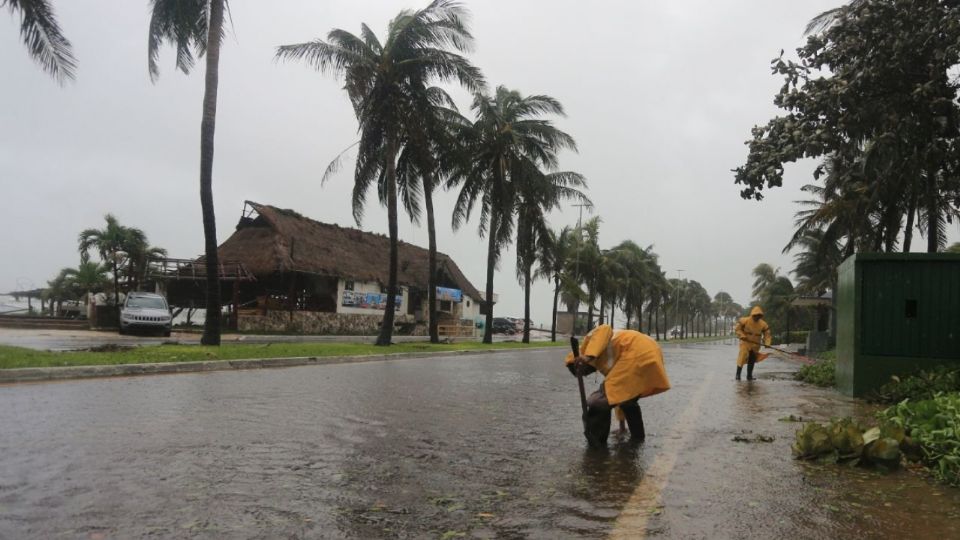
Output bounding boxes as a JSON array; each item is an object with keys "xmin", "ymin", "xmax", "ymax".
[{"xmin": 216, "ymin": 201, "xmax": 483, "ymax": 299}]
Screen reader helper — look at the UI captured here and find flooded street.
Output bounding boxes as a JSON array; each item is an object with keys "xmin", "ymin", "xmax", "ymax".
[{"xmin": 2, "ymin": 341, "xmax": 959, "ymax": 539}]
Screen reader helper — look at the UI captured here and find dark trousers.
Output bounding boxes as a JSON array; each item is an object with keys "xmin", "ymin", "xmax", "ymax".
[{"xmin": 584, "ymin": 383, "xmax": 645, "ymax": 446}]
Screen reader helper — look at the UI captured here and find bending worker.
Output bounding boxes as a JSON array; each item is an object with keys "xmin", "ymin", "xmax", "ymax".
[
  {"xmin": 735, "ymin": 306, "xmax": 772, "ymax": 381},
  {"xmin": 566, "ymin": 324, "xmax": 671, "ymax": 445}
]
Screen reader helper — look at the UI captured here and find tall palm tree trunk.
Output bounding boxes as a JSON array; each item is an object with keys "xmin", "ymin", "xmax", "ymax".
[
  {"xmin": 903, "ymin": 188, "xmax": 918, "ymax": 252},
  {"xmin": 609, "ymin": 301, "xmax": 615, "ymax": 330},
  {"xmin": 522, "ymin": 264, "xmax": 531, "ymax": 343},
  {"xmin": 482, "ymin": 217, "xmax": 497, "ymax": 344},
  {"xmin": 550, "ymin": 278, "xmax": 560, "ymax": 341},
  {"xmin": 377, "ymin": 139, "xmax": 401, "ymax": 346},
  {"xmin": 648, "ymin": 308, "xmax": 654, "ymax": 338},
  {"xmin": 926, "ymin": 167, "xmax": 940, "ymax": 253},
  {"xmin": 424, "ymin": 174, "xmax": 439, "ymax": 344},
  {"xmin": 199, "ymin": 0, "xmax": 225, "ymax": 346}
]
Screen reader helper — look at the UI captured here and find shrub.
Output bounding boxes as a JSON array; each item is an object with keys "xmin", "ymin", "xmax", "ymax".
[
  {"xmin": 880, "ymin": 393, "xmax": 960, "ymax": 487},
  {"xmin": 870, "ymin": 366, "xmax": 960, "ymax": 404},
  {"xmin": 795, "ymin": 357, "xmax": 836, "ymax": 387}
]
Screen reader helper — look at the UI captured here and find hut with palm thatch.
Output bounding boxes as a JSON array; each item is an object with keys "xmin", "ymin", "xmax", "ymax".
[{"xmin": 212, "ymin": 201, "xmax": 483, "ymax": 335}]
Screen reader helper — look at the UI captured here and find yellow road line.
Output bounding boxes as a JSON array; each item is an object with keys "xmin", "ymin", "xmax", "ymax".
[{"xmin": 609, "ymin": 371, "xmax": 715, "ymax": 539}]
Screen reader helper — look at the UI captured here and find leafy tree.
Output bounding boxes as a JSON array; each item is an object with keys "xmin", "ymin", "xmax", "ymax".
[
  {"xmin": 947, "ymin": 242, "xmax": 960, "ymax": 253},
  {"xmin": 148, "ymin": 0, "xmax": 229, "ymax": 345},
  {"xmin": 3, "ymin": 0, "xmax": 75, "ymax": 83},
  {"xmin": 734, "ymin": 0, "xmax": 960, "ymax": 253},
  {"xmin": 279, "ymin": 0, "xmax": 484, "ymax": 346},
  {"xmin": 450, "ymin": 86, "xmax": 575, "ymax": 343}
]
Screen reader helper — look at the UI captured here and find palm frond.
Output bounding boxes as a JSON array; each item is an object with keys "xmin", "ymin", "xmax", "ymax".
[{"xmin": 5, "ymin": 0, "xmax": 76, "ymax": 83}]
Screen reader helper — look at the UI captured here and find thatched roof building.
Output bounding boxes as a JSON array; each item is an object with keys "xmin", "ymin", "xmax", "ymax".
[{"xmin": 220, "ymin": 201, "xmax": 482, "ymax": 300}]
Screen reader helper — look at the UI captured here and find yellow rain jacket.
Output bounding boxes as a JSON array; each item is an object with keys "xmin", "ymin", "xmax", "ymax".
[
  {"xmin": 736, "ymin": 306, "xmax": 772, "ymax": 366},
  {"xmin": 564, "ymin": 325, "xmax": 671, "ymax": 405}
]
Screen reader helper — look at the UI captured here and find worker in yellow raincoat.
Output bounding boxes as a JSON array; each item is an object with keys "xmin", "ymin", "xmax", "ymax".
[
  {"xmin": 735, "ymin": 306, "xmax": 772, "ymax": 381},
  {"xmin": 565, "ymin": 325, "xmax": 671, "ymax": 444}
]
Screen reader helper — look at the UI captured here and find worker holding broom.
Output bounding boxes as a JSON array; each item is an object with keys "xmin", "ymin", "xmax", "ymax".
[
  {"xmin": 566, "ymin": 325, "xmax": 671, "ymax": 446},
  {"xmin": 735, "ymin": 306, "xmax": 772, "ymax": 381}
]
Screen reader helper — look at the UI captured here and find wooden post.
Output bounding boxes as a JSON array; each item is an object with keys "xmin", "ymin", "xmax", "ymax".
[{"xmin": 231, "ymin": 278, "xmax": 240, "ymax": 331}]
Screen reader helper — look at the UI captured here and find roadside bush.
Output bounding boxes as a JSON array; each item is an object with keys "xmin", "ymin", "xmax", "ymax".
[
  {"xmin": 880, "ymin": 393, "xmax": 960, "ymax": 487},
  {"xmin": 869, "ymin": 366, "xmax": 960, "ymax": 404},
  {"xmin": 795, "ymin": 357, "xmax": 836, "ymax": 387}
]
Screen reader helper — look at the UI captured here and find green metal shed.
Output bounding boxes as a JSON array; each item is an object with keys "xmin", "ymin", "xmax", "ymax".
[{"xmin": 836, "ymin": 253, "xmax": 960, "ymax": 396}]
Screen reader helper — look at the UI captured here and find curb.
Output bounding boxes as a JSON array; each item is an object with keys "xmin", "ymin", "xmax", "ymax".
[{"xmin": 0, "ymin": 346, "xmax": 565, "ymax": 384}]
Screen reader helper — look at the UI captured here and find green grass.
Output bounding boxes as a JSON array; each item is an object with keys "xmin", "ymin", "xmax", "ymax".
[{"xmin": 0, "ymin": 341, "xmax": 565, "ymax": 370}]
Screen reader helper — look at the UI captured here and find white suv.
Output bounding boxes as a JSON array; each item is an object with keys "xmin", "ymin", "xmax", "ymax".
[{"xmin": 120, "ymin": 292, "xmax": 173, "ymax": 336}]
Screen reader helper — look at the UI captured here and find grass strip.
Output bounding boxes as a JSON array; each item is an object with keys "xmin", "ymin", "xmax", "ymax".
[{"xmin": 0, "ymin": 341, "xmax": 564, "ymax": 370}]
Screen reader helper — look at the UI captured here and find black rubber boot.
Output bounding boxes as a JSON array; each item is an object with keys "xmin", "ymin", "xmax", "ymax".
[
  {"xmin": 747, "ymin": 359, "xmax": 756, "ymax": 381},
  {"xmin": 735, "ymin": 366, "xmax": 742, "ymax": 381},
  {"xmin": 583, "ymin": 406, "xmax": 611, "ymax": 449},
  {"xmin": 620, "ymin": 402, "xmax": 645, "ymax": 441}
]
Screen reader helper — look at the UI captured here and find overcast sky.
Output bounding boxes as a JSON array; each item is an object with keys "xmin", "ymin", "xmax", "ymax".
[{"xmin": 2, "ymin": 1, "xmax": 957, "ymax": 326}]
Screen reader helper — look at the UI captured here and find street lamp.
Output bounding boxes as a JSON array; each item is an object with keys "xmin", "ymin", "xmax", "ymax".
[{"xmin": 572, "ymin": 202, "xmax": 593, "ymax": 333}]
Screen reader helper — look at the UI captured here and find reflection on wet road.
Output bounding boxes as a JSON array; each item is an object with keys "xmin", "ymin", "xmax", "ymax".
[{"xmin": 1, "ymin": 342, "xmax": 958, "ymax": 538}]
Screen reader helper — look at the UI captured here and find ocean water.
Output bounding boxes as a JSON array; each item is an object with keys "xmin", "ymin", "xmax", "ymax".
[{"xmin": 0, "ymin": 294, "xmax": 31, "ymax": 315}]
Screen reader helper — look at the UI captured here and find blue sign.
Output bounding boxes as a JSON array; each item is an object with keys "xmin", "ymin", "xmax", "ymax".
[{"xmin": 436, "ymin": 287, "xmax": 463, "ymax": 302}]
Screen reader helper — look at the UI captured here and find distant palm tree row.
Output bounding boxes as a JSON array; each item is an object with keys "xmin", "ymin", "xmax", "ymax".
[{"xmin": 545, "ymin": 216, "xmax": 742, "ymax": 341}]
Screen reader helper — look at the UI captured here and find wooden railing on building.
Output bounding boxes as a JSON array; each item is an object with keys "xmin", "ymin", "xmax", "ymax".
[
  {"xmin": 438, "ymin": 323, "xmax": 475, "ymax": 337},
  {"xmin": 144, "ymin": 258, "xmax": 256, "ymax": 282}
]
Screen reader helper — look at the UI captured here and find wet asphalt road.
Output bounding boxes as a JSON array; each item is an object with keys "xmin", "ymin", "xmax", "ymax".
[{"xmin": 1, "ymin": 341, "xmax": 959, "ymax": 539}]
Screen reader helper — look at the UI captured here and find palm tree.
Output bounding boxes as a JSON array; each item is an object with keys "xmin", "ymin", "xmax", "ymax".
[
  {"xmin": 395, "ymin": 87, "xmax": 472, "ymax": 343},
  {"xmin": 78, "ymin": 214, "xmax": 147, "ymax": 314},
  {"xmin": 537, "ymin": 226, "xmax": 577, "ymax": 341},
  {"xmin": 148, "ymin": 0, "xmax": 228, "ymax": 345},
  {"xmin": 514, "ymin": 165, "xmax": 587, "ymax": 342},
  {"xmin": 128, "ymin": 241, "xmax": 168, "ymax": 291},
  {"xmin": 43, "ymin": 268, "xmax": 75, "ymax": 316},
  {"xmin": 64, "ymin": 261, "xmax": 109, "ymax": 295},
  {"xmin": 572, "ymin": 216, "xmax": 602, "ymax": 330},
  {"xmin": 450, "ymin": 86, "xmax": 576, "ymax": 343},
  {"xmin": 278, "ymin": 0, "xmax": 484, "ymax": 346},
  {"xmin": 3, "ymin": 0, "xmax": 75, "ymax": 83}
]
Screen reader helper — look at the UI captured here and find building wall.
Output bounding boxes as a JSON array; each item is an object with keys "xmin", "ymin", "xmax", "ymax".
[
  {"xmin": 461, "ymin": 295, "xmax": 481, "ymax": 321},
  {"xmin": 335, "ymin": 279, "xmax": 408, "ymax": 316},
  {"xmin": 239, "ymin": 310, "xmax": 415, "ymax": 335}
]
